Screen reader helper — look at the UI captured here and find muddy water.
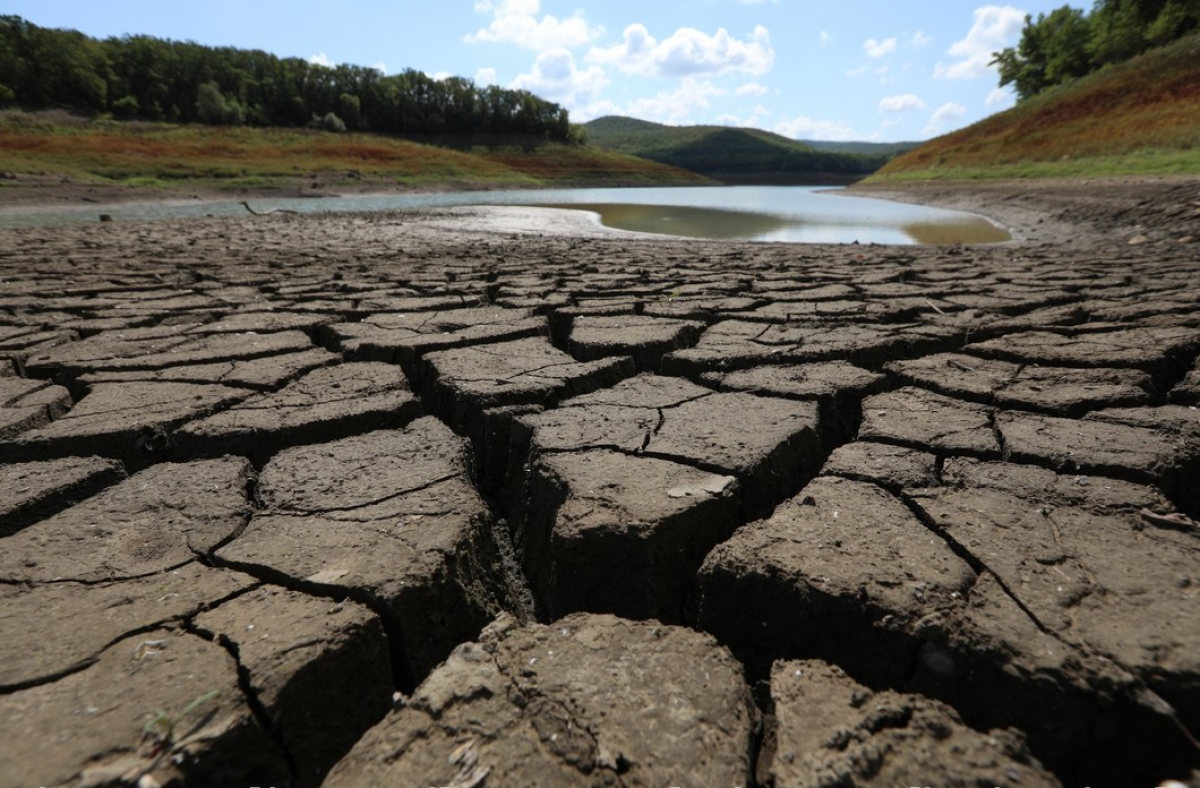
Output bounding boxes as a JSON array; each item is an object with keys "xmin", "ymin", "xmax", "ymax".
[{"xmin": 536, "ymin": 201, "xmax": 1010, "ymax": 244}]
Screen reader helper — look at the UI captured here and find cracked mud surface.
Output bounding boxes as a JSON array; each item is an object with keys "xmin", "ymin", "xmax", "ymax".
[{"xmin": 1, "ymin": 178, "xmax": 1198, "ymax": 787}]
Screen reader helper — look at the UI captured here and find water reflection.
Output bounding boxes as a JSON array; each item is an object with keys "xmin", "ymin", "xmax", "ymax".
[
  {"xmin": 538, "ymin": 201, "xmax": 1011, "ymax": 245},
  {"xmin": 533, "ymin": 203, "xmax": 794, "ymax": 239}
]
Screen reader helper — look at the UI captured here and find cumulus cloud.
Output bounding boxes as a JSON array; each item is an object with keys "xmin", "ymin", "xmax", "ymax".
[
  {"xmin": 716, "ymin": 109, "xmax": 769, "ymax": 127},
  {"xmin": 569, "ymin": 99, "xmax": 622, "ymax": 123},
  {"xmin": 586, "ymin": 24, "xmax": 774, "ymax": 77},
  {"xmin": 512, "ymin": 48, "xmax": 609, "ymax": 106},
  {"xmin": 820, "ymin": 30, "xmax": 833, "ymax": 47},
  {"xmin": 475, "ymin": 67, "xmax": 498, "ymax": 86},
  {"xmin": 922, "ymin": 101, "xmax": 968, "ymax": 135},
  {"xmin": 774, "ymin": 115, "xmax": 862, "ymax": 142},
  {"xmin": 623, "ymin": 78, "xmax": 726, "ymax": 124},
  {"xmin": 986, "ymin": 85, "xmax": 1015, "ymax": 106},
  {"xmin": 909, "ymin": 30, "xmax": 933, "ymax": 47},
  {"xmin": 935, "ymin": 5, "xmax": 1026, "ymax": 79},
  {"xmin": 879, "ymin": 93, "xmax": 925, "ymax": 112},
  {"xmin": 309, "ymin": 52, "xmax": 335, "ymax": 67},
  {"xmin": 467, "ymin": 0, "xmax": 601, "ymax": 51},
  {"xmin": 863, "ymin": 37, "xmax": 897, "ymax": 58},
  {"xmin": 735, "ymin": 82, "xmax": 769, "ymax": 96}
]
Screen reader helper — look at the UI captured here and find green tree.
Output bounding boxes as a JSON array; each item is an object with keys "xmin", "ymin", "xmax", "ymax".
[
  {"xmin": 1089, "ymin": 0, "xmax": 1155, "ymax": 64},
  {"xmin": 195, "ymin": 80, "xmax": 242, "ymax": 124},
  {"xmin": 993, "ymin": 7, "xmax": 1092, "ymax": 100},
  {"xmin": 312, "ymin": 111, "xmax": 346, "ymax": 132},
  {"xmin": 1145, "ymin": 0, "xmax": 1200, "ymax": 43},
  {"xmin": 112, "ymin": 94, "xmax": 140, "ymax": 117},
  {"xmin": 0, "ymin": 14, "xmax": 576, "ymax": 141},
  {"xmin": 338, "ymin": 92, "xmax": 361, "ymax": 130},
  {"xmin": 994, "ymin": 0, "xmax": 1199, "ymax": 101}
]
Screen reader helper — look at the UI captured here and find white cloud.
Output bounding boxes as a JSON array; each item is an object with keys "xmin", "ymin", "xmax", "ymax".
[
  {"xmin": 309, "ymin": 52, "xmax": 335, "ymax": 67},
  {"xmin": 863, "ymin": 37, "xmax": 898, "ymax": 58},
  {"xmin": 820, "ymin": 30, "xmax": 833, "ymax": 47},
  {"xmin": 717, "ymin": 104, "xmax": 771, "ymax": 128},
  {"xmin": 879, "ymin": 93, "xmax": 925, "ymax": 112},
  {"xmin": 845, "ymin": 65, "xmax": 868, "ymax": 78},
  {"xmin": 774, "ymin": 115, "xmax": 862, "ymax": 142},
  {"xmin": 373, "ymin": 62, "xmax": 389, "ymax": 75},
  {"xmin": 909, "ymin": 30, "xmax": 933, "ymax": 47},
  {"xmin": 624, "ymin": 78, "xmax": 726, "ymax": 124},
  {"xmin": 467, "ymin": 0, "xmax": 602, "ymax": 51},
  {"xmin": 569, "ymin": 99, "xmax": 622, "ymax": 123},
  {"xmin": 430, "ymin": 71, "xmax": 454, "ymax": 82},
  {"xmin": 735, "ymin": 82, "xmax": 769, "ymax": 96},
  {"xmin": 986, "ymin": 85, "xmax": 1015, "ymax": 106},
  {"xmin": 932, "ymin": 101, "xmax": 967, "ymax": 122},
  {"xmin": 475, "ymin": 67, "xmax": 498, "ymax": 86},
  {"xmin": 715, "ymin": 112, "xmax": 758, "ymax": 127},
  {"xmin": 922, "ymin": 101, "xmax": 968, "ymax": 135},
  {"xmin": 587, "ymin": 24, "xmax": 774, "ymax": 77},
  {"xmin": 512, "ymin": 48, "xmax": 609, "ymax": 106},
  {"xmin": 934, "ymin": 5, "xmax": 1026, "ymax": 79}
]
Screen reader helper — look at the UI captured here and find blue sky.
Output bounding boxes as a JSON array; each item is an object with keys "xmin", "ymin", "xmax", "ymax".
[{"xmin": 10, "ymin": 1, "xmax": 1086, "ymax": 141}]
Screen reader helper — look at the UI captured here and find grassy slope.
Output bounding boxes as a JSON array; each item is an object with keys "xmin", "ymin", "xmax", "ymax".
[
  {"xmin": 872, "ymin": 33, "xmax": 1200, "ymax": 181},
  {"xmin": 0, "ymin": 111, "xmax": 710, "ymax": 192}
]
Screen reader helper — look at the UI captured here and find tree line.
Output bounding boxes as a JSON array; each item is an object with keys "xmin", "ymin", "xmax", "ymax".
[
  {"xmin": 0, "ymin": 15, "xmax": 577, "ymax": 141},
  {"xmin": 992, "ymin": 0, "xmax": 1199, "ymax": 100}
]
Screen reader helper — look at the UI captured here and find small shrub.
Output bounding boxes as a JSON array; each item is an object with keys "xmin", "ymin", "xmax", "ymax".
[
  {"xmin": 113, "ymin": 95, "xmax": 140, "ymax": 118},
  {"xmin": 311, "ymin": 112, "xmax": 347, "ymax": 133}
]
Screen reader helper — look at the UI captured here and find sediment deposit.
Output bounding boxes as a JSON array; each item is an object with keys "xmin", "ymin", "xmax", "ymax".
[{"xmin": 1, "ymin": 179, "xmax": 1197, "ymax": 787}]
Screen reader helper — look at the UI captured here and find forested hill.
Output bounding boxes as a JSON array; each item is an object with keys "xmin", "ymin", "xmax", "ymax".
[
  {"xmin": 802, "ymin": 140, "xmax": 919, "ymax": 156},
  {"xmin": 0, "ymin": 15, "xmax": 574, "ymax": 141},
  {"xmin": 582, "ymin": 116, "xmax": 895, "ymax": 183}
]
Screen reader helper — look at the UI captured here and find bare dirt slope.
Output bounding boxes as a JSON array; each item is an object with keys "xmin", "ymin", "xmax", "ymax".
[{"xmin": 1, "ymin": 177, "xmax": 1198, "ymax": 787}]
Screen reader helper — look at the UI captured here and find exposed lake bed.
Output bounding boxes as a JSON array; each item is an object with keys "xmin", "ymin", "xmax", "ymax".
[{"xmin": 1, "ymin": 176, "xmax": 1198, "ymax": 787}]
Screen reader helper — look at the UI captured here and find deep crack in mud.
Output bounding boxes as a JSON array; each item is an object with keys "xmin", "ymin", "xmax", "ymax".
[{"xmin": 1, "ymin": 179, "xmax": 1199, "ymax": 787}]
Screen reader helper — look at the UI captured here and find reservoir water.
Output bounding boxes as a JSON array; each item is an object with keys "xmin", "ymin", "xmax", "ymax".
[{"xmin": 0, "ymin": 185, "xmax": 1009, "ymax": 244}]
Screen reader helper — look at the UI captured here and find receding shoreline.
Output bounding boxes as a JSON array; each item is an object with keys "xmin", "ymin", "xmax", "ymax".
[{"xmin": 3, "ymin": 173, "xmax": 1197, "ymax": 248}]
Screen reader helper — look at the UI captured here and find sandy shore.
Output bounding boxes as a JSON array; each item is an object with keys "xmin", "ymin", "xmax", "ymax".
[{"xmin": 1, "ymin": 176, "xmax": 1198, "ymax": 788}]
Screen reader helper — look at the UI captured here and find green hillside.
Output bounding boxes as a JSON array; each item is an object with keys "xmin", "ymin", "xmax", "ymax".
[
  {"xmin": 802, "ymin": 140, "xmax": 920, "ymax": 156},
  {"xmin": 0, "ymin": 110, "xmax": 710, "ymax": 197},
  {"xmin": 872, "ymin": 32, "xmax": 1200, "ymax": 181},
  {"xmin": 582, "ymin": 116, "xmax": 892, "ymax": 183}
]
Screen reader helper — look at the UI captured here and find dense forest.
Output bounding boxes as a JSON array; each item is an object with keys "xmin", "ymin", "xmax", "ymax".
[
  {"xmin": 992, "ymin": 0, "xmax": 1199, "ymax": 100},
  {"xmin": 0, "ymin": 15, "xmax": 576, "ymax": 141}
]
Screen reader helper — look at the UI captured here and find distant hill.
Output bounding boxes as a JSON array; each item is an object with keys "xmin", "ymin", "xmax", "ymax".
[
  {"xmin": 802, "ymin": 140, "xmax": 919, "ymax": 156},
  {"xmin": 872, "ymin": 32, "xmax": 1200, "ymax": 181},
  {"xmin": 582, "ymin": 116, "xmax": 895, "ymax": 184}
]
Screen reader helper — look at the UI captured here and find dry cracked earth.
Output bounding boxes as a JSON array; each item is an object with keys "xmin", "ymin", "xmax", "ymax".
[{"xmin": 1, "ymin": 182, "xmax": 1198, "ymax": 788}]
